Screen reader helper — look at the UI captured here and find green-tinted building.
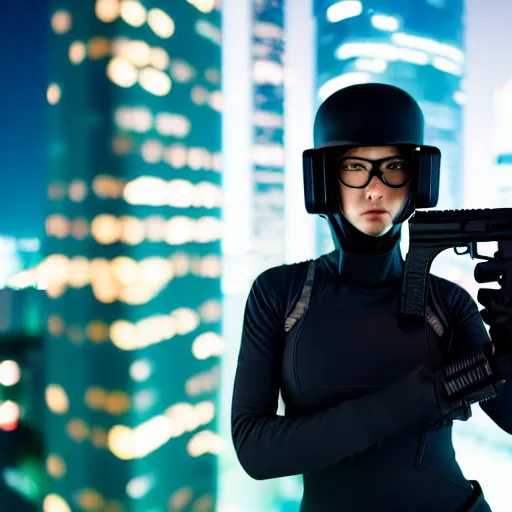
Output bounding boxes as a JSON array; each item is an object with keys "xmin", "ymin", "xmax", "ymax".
[
  {"xmin": 251, "ymin": 0, "xmax": 286, "ymax": 269},
  {"xmin": 44, "ymin": 1, "xmax": 222, "ymax": 510}
]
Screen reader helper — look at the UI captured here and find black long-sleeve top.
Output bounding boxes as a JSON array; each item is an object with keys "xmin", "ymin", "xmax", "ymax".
[{"xmin": 231, "ymin": 248, "xmax": 512, "ymax": 512}]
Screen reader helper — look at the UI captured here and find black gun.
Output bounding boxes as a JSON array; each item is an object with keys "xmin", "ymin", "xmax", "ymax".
[{"xmin": 400, "ymin": 207, "xmax": 512, "ymax": 402}]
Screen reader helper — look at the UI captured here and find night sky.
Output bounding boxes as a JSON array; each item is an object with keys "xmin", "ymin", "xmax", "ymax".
[{"xmin": 1, "ymin": 0, "xmax": 49, "ymax": 239}]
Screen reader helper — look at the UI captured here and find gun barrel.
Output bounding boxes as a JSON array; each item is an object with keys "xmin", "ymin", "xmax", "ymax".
[{"xmin": 409, "ymin": 208, "xmax": 512, "ymax": 244}]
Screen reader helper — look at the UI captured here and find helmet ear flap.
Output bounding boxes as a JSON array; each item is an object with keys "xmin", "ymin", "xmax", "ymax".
[{"xmin": 392, "ymin": 187, "xmax": 416, "ymax": 226}]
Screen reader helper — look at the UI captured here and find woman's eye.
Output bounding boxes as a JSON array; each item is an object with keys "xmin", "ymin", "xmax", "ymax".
[
  {"xmin": 344, "ymin": 164, "xmax": 365, "ymax": 171},
  {"xmin": 387, "ymin": 161, "xmax": 408, "ymax": 170}
]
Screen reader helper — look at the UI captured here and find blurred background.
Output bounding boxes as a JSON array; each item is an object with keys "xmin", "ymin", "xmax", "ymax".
[{"xmin": 1, "ymin": 0, "xmax": 512, "ymax": 510}]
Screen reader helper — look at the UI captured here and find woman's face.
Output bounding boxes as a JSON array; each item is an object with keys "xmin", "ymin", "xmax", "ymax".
[{"xmin": 338, "ymin": 145, "xmax": 410, "ymax": 237}]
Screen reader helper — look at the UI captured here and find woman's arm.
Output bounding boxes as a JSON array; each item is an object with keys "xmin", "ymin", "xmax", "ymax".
[{"xmin": 231, "ymin": 267, "xmax": 467, "ymax": 480}]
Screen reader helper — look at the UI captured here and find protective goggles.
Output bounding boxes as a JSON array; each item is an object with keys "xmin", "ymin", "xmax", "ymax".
[{"xmin": 337, "ymin": 156, "xmax": 411, "ymax": 189}]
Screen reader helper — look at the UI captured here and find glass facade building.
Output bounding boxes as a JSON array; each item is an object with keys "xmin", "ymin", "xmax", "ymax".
[
  {"xmin": 44, "ymin": 1, "xmax": 223, "ymax": 510},
  {"xmin": 490, "ymin": 78, "xmax": 512, "ymax": 207}
]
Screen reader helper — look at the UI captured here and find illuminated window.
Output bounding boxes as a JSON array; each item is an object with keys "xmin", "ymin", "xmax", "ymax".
[
  {"xmin": 119, "ymin": 0, "xmax": 147, "ymax": 27},
  {"xmin": 187, "ymin": 430, "xmax": 223, "ymax": 456},
  {"xmin": 187, "ymin": 0, "xmax": 216, "ymax": 14},
  {"xmin": 199, "ymin": 300, "xmax": 222, "ymax": 322},
  {"xmin": 326, "ymin": 0, "xmax": 362, "ymax": 23},
  {"xmin": 48, "ymin": 315, "xmax": 65, "ymax": 336},
  {"xmin": 168, "ymin": 488, "xmax": 193, "ymax": 511},
  {"xmin": 253, "ymin": 110, "xmax": 283, "ymax": 128},
  {"xmin": 90, "ymin": 427, "xmax": 109, "ymax": 449},
  {"xmin": 141, "ymin": 140, "xmax": 164, "ymax": 163},
  {"xmin": 204, "ymin": 68, "xmax": 221, "ymax": 84},
  {"xmin": 0, "ymin": 361, "xmax": 21, "ymax": 387},
  {"xmin": 105, "ymin": 391, "xmax": 132, "ymax": 415},
  {"xmin": 195, "ymin": 20, "xmax": 221, "ymax": 45},
  {"xmin": 126, "ymin": 475, "xmax": 154, "ymax": 499},
  {"xmin": 117, "ymin": 40, "xmax": 151, "ymax": 67},
  {"xmin": 170, "ymin": 60, "xmax": 196, "ymax": 82},
  {"xmin": 51, "ymin": 10, "xmax": 72, "ymax": 34},
  {"xmin": 48, "ymin": 181, "xmax": 67, "ymax": 200},
  {"xmin": 86, "ymin": 321, "xmax": 110, "ymax": 344},
  {"xmin": 253, "ymin": 21, "xmax": 283, "ymax": 40},
  {"xmin": 68, "ymin": 179, "xmax": 88, "ymax": 202},
  {"xmin": 71, "ymin": 218, "xmax": 90, "ymax": 240},
  {"xmin": 69, "ymin": 41, "xmax": 87, "ymax": 64},
  {"xmin": 192, "ymin": 332, "xmax": 224, "ymax": 360},
  {"xmin": 93, "ymin": 175, "xmax": 126, "ymax": 199},
  {"xmin": 191, "ymin": 86, "xmax": 209, "ymax": 105},
  {"xmin": 112, "ymin": 135, "xmax": 134, "ymax": 155},
  {"xmin": 208, "ymin": 90, "xmax": 222, "ymax": 112},
  {"xmin": 91, "ymin": 214, "xmax": 122, "ymax": 245},
  {"xmin": 75, "ymin": 489, "xmax": 105, "ymax": 510},
  {"xmin": 145, "ymin": 216, "xmax": 167, "ymax": 241},
  {"xmin": 120, "ymin": 217, "xmax": 145, "ymax": 245},
  {"xmin": 155, "ymin": 113, "xmax": 191, "ymax": 137},
  {"xmin": 371, "ymin": 14, "xmax": 399, "ymax": 32},
  {"xmin": 67, "ymin": 325, "xmax": 85, "ymax": 345},
  {"xmin": 107, "ymin": 57, "xmax": 138, "ymax": 88},
  {"xmin": 147, "ymin": 8, "xmax": 175, "ymax": 38},
  {"xmin": 47, "ymin": 83, "xmax": 62, "ymax": 105},
  {"xmin": 43, "ymin": 494, "xmax": 72, "ymax": 512},
  {"xmin": 66, "ymin": 419, "xmax": 89, "ymax": 442},
  {"xmin": 46, "ymin": 454, "xmax": 67, "ymax": 479},
  {"xmin": 95, "ymin": 0, "xmax": 121, "ymax": 23},
  {"xmin": 211, "ymin": 152, "xmax": 223, "ymax": 172},
  {"xmin": 68, "ymin": 257, "xmax": 90, "ymax": 288},
  {"xmin": 88, "ymin": 37, "xmax": 111, "ymax": 59},
  {"xmin": 164, "ymin": 144, "xmax": 188, "ymax": 168},
  {"xmin": 150, "ymin": 47, "xmax": 170, "ymax": 70},
  {"xmin": 138, "ymin": 67, "xmax": 172, "ymax": 96},
  {"xmin": 46, "ymin": 384, "xmax": 70, "ymax": 414},
  {"xmin": 46, "ymin": 214, "xmax": 71, "ymax": 238}
]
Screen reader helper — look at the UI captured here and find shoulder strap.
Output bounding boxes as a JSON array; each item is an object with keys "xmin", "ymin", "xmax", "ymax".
[
  {"xmin": 426, "ymin": 275, "xmax": 453, "ymax": 350},
  {"xmin": 283, "ymin": 264, "xmax": 453, "ymax": 350},
  {"xmin": 284, "ymin": 260, "xmax": 316, "ymax": 333}
]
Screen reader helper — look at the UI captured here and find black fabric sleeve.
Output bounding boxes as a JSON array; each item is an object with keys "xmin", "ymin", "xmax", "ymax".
[
  {"xmin": 231, "ymin": 267, "xmax": 461, "ymax": 481},
  {"xmin": 438, "ymin": 277, "xmax": 512, "ymax": 435}
]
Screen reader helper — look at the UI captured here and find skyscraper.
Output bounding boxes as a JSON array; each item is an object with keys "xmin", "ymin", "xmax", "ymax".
[
  {"xmin": 44, "ymin": 1, "xmax": 223, "ymax": 510},
  {"xmin": 222, "ymin": 0, "xmax": 287, "ymax": 291},
  {"xmin": 251, "ymin": 0, "xmax": 287, "ymax": 269},
  {"xmin": 313, "ymin": 0, "xmax": 466, "ymax": 255},
  {"xmin": 219, "ymin": 1, "xmax": 303, "ymax": 510},
  {"xmin": 490, "ymin": 78, "xmax": 512, "ymax": 207}
]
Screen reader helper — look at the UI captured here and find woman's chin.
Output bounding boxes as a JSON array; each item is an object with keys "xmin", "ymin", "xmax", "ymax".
[{"xmin": 358, "ymin": 220, "xmax": 392, "ymax": 237}]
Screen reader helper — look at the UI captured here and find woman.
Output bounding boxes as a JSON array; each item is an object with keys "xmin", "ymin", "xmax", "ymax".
[{"xmin": 231, "ymin": 84, "xmax": 512, "ymax": 511}]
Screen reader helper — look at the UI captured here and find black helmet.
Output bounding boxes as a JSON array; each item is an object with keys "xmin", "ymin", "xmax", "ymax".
[{"xmin": 303, "ymin": 83, "xmax": 440, "ymax": 218}]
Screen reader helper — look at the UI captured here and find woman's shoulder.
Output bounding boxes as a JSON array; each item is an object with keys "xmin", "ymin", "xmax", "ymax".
[
  {"xmin": 255, "ymin": 258, "xmax": 314, "ymax": 292},
  {"xmin": 250, "ymin": 258, "xmax": 317, "ymax": 316},
  {"xmin": 429, "ymin": 273, "xmax": 477, "ymax": 319}
]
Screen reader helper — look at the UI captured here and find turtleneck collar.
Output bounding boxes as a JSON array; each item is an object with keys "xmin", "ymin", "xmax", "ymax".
[
  {"xmin": 325, "ymin": 212, "xmax": 405, "ymax": 287},
  {"xmin": 337, "ymin": 244, "xmax": 404, "ymax": 286}
]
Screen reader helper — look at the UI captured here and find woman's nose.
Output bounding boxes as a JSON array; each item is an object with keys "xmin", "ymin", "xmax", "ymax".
[{"xmin": 365, "ymin": 176, "xmax": 385, "ymax": 199}]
